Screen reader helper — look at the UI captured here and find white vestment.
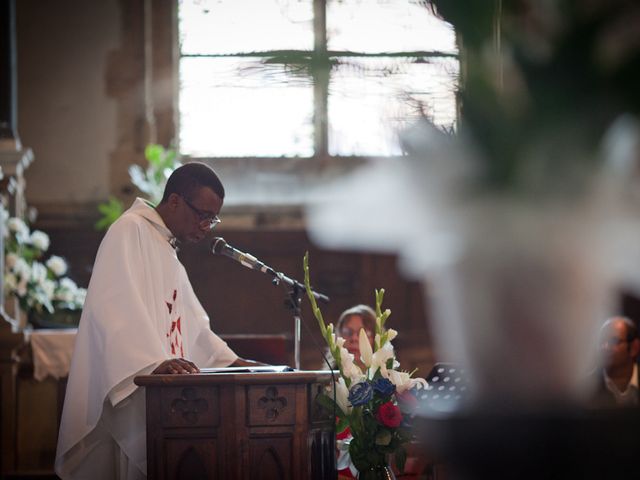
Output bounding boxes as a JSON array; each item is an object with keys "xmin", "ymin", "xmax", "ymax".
[{"xmin": 55, "ymin": 198, "xmax": 237, "ymax": 479}]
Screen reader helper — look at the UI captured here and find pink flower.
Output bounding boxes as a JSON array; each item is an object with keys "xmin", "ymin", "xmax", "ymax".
[{"xmin": 375, "ymin": 401, "xmax": 403, "ymax": 428}]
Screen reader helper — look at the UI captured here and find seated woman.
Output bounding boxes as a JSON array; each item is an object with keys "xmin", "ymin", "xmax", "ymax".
[{"xmin": 335, "ymin": 304, "xmax": 377, "ymax": 369}]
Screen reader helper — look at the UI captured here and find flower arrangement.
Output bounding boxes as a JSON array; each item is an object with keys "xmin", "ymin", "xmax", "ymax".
[
  {"xmin": 303, "ymin": 253, "xmax": 426, "ymax": 479},
  {"xmin": 3, "ymin": 214, "xmax": 86, "ymax": 320}
]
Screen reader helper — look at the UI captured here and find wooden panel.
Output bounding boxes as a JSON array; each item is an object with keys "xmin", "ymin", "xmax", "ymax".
[
  {"xmin": 248, "ymin": 435, "xmax": 292, "ymax": 480},
  {"xmin": 246, "ymin": 385, "xmax": 295, "ymax": 426},
  {"xmin": 161, "ymin": 386, "xmax": 219, "ymax": 428},
  {"xmin": 165, "ymin": 438, "xmax": 218, "ymax": 480}
]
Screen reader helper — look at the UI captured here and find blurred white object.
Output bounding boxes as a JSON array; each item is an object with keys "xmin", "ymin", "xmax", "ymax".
[{"xmin": 307, "ymin": 117, "xmax": 640, "ymax": 407}]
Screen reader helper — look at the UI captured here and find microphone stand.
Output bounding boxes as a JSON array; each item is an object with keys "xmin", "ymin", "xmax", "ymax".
[{"xmin": 271, "ymin": 271, "xmax": 329, "ymax": 370}]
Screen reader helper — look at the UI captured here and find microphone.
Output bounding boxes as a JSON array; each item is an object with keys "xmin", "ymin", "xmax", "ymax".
[{"xmin": 211, "ymin": 237, "xmax": 277, "ymax": 276}]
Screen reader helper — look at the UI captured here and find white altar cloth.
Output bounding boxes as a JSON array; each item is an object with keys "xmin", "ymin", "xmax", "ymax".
[{"xmin": 29, "ymin": 328, "xmax": 77, "ymax": 381}]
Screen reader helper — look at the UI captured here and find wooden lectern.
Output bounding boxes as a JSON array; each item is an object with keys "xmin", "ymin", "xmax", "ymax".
[{"xmin": 134, "ymin": 370, "xmax": 336, "ymax": 480}]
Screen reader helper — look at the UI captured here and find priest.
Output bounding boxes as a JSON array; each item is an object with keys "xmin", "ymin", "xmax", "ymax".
[{"xmin": 55, "ymin": 163, "xmax": 262, "ymax": 479}]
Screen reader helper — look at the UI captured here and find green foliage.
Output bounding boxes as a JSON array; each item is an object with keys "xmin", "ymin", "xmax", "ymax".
[
  {"xmin": 94, "ymin": 196, "xmax": 124, "ymax": 231},
  {"xmin": 130, "ymin": 144, "xmax": 181, "ymax": 204},
  {"xmin": 95, "ymin": 144, "xmax": 181, "ymax": 231}
]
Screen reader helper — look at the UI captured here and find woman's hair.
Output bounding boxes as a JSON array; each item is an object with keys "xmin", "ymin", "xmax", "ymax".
[{"xmin": 336, "ymin": 304, "xmax": 377, "ymax": 336}]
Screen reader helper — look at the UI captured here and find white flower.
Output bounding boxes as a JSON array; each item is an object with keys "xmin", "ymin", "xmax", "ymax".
[
  {"xmin": 334, "ymin": 377, "xmax": 352, "ymax": 415},
  {"xmin": 55, "ymin": 277, "xmax": 78, "ymax": 302},
  {"xmin": 54, "ymin": 289, "xmax": 74, "ymax": 303},
  {"xmin": 4, "ymin": 272, "xmax": 17, "ymax": 290},
  {"xmin": 359, "ymin": 328, "xmax": 373, "ymax": 367},
  {"xmin": 59, "ymin": 277, "xmax": 78, "ymax": 292},
  {"xmin": 370, "ymin": 348, "xmax": 395, "ymax": 378},
  {"xmin": 42, "ymin": 279, "xmax": 56, "ymax": 299},
  {"xmin": 30, "ymin": 230, "xmax": 50, "ymax": 251},
  {"xmin": 30, "ymin": 262, "xmax": 47, "ymax": 284},
  {"xmin": 46, "ymin": 255, "xmax": 68, "ymax": 276},
  {"xmin": 384, "ymin": 369, "xmax": 428, "ymax": 393},
  {"xmin": 7, "ymin": 217, "xmax": 29, "ymax": 242},
  {"xmin": 74, "ymin": 288, "xmax": 87, "ymax": 306},
  {"xmin": 5, "ymin": 252, "xmax": 18, "ymax": 269},
  {"xmin": 339, "ymin": 347, "xmax": 364, "ymax": 384},
  {"xmin": 386, "ymin": 328, "xmax": 398, "ymax": 342},
  {"xmin": 14, "ymin": 258, "xmax": 31, "ymax": 280},
  {"xmin": 16, "ymin": 278, "xmax": 28, "ymax": 296}
]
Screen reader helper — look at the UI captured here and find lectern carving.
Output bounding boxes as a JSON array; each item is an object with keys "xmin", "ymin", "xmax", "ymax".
[{"xmin": 135, "ymin": 371, "xmax": 336, "ymax": 480}]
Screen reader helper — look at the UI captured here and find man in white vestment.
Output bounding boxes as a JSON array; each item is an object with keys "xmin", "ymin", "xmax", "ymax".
[{"xmin": 55, "ymin": 163, "xmax": 261, "ymax": 479}]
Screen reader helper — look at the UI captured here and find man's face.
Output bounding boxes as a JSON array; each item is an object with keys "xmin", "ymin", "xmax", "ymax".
[
  {"xmin": 600, "ymin": 319, "xmax": 635, "ymax": 369},
  {"xmin": 170, "ymin": 186, "xmax": 223, "ymax": 244}
]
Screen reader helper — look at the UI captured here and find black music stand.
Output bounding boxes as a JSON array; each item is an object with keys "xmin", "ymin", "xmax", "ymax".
[{"xmin": 417, "ymin": 362, "xmax": 470, "ymax": 416}]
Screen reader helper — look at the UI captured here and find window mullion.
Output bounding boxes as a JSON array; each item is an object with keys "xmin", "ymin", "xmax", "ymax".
[{"xmin": 313, "ymin": 0, "xmax": 328, "ymax": 159}]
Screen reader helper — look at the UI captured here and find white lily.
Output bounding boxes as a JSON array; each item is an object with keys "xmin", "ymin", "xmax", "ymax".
[
  {"xmin": 340, "ymin": 346, "xmax": 364, "ymax": 384},
  {"xmin": 386, "ymin": 328, "xmax": 398, "ymax": 342},
  {"xmin": 334, "ymin": 377, "xmax": 352, "ymax": 414},
  {"xmin": 359, "ymin": 328, "xmax": 373, "ymax": 368},
  {"xmin": 370, "ymin": 348, "xmax": 395, "ymax": 378},
  {"xmin": 385, "ymin": 369, "xmax": 428, "ymax": 393}
]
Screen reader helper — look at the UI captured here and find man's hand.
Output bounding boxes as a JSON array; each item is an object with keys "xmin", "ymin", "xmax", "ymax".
[{"xmin": 152, "ymin": 358, "xmax": 200, "ymax": 374}]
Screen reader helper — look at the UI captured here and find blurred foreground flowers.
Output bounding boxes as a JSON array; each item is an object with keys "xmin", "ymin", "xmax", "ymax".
[{"xmin": 306, "ymin": 1, "xmax": 640, "ymax": 408}]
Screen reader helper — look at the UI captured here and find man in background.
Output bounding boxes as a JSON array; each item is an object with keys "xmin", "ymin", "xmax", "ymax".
[{"xmin": 590, "ymin": 316, "xmax": 640, "ymax": 407}]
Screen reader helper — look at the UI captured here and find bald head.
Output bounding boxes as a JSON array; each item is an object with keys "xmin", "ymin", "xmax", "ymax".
[{"xmin": 600, "ymin": 316, "xmax": 640, "ymax": 370}]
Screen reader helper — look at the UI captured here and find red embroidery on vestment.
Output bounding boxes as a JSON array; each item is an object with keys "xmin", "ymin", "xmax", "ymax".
[{"xmin": 166, "ymin": 287, "xmax": 184, "ymax": 357}]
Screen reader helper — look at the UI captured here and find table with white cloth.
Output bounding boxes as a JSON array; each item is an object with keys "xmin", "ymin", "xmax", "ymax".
[
  {"xmin": 0, "ymin": 325, "xmax": 78, "ymax": 476},
  {"xmin": 28, "ymin": 328, "xmax": 77, "ymax": 381}
]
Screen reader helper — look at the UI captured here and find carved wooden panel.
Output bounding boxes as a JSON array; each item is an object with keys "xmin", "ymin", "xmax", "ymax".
[
  {"xmin": 161, "ymin": 386, "xmax": 219, "ymax": 427},
  {"xmin": 309, "ymin": 429, "xmax": 336, "ymax": 480},
  {"xmin": 166, "ymin": 438, "xmax": 217, "ymax": 480},
  {"xmin": 247, "ymin": 385, "xmax": 295, "ymax": 426},
  {"xmin": 248, "ymin": 435, "xmax": 292, "ymax": 480}
]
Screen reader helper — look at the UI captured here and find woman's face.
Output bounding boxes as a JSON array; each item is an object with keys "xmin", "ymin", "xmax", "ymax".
[{"xmin": 340, "ymin": 315, "xmax": 374, "ymax": 364}]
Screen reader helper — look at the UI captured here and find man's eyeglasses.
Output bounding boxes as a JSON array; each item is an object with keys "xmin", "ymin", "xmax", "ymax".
[
  {"xmin": 601, "ymin": 337, "xmax": 629, "ymax": 348},
  {"xmin": 181, "ymin": 196, "xmax": 221, "ymax": 230}
]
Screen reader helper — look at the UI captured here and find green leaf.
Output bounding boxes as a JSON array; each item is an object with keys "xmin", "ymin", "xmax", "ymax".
[
  {"xmin": 144, "ymin": 144, "xmax": 163, "ymax": 167},
  {"xmin": 95, "ymin": 197, "xmax": 124, "ymax": 231},
  {"xmin": 336, "ymin": 416, "xmax": 349, "ymax": 435},
  {"xmin": 394, "ymin": 446, "xmax": 407, "ymax": 473}
]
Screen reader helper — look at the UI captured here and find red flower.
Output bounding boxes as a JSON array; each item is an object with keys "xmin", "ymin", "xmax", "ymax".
[
  {"xmin": 375, "ymin": 401, "xmax": 403, "ymax": 428},
  {"xmin": 336, "ymin": 425, "xmax": 351, "ymax": 440}
]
